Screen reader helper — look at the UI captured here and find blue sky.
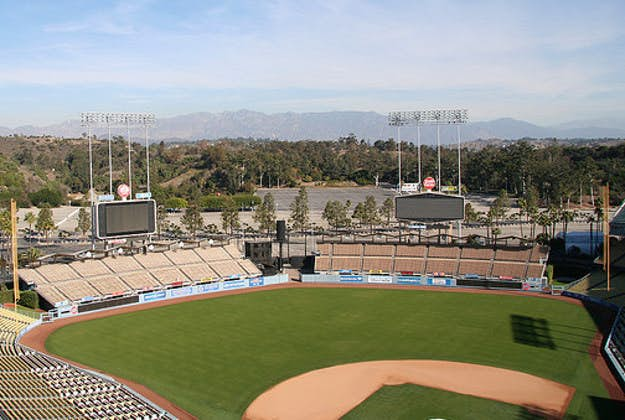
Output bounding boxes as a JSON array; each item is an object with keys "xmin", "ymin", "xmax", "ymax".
[{"xmin": 1, "ymin": 0, "xmax": 624, "ymax": 127}]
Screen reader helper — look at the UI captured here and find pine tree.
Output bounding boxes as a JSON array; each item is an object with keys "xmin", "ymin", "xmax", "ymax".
[
  {"xmin": 289, "ymin": 187, "xmax": 309, "ymax": 231},
  {"xmin": 380, "ymin": 197, "xmax": 394, "ymax": 225},
  {"xmin": 77, "ymin": 207, "xmax": 91, "ymax": 237},
  {"xmin": 253, "ymin": 193, "xmax": 276, "ymax": 234},
  {"xmin": 181, "ymin": 205, "xmax": 203, "ymax": 238},
  {"xmin": 221, "ymin": 197, "xmax": 240, "ymax": 234},
  {"xmin": 35, "ymin": 205, "xmax": 55, "ymax": 243}
]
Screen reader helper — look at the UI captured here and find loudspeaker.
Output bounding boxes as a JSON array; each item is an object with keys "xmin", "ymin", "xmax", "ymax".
[{"xmin": 276, "ymin": 220, "xmax": 286, "ymax": 243}]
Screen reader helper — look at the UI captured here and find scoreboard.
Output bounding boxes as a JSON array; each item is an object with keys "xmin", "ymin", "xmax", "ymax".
[
  {"xmin": 95, "ymin": 199, "xmax": 157, "ymax": 239},
  {"xmin": 395, "ymin": 193, "xmax": 464, "ymax": 222}
]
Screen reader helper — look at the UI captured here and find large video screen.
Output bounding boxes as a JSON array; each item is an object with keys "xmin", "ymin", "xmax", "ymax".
[
  {"xmin": 395, "ymin": 193, "xmax": 464, "ymax": 221},
  {"xmin": 96, "ymin": 200, "xmax": 157, "ymax": 239}
]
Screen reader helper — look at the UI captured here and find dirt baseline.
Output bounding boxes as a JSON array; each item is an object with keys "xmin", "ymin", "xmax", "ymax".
[{"xmin": 243, "ymin": 360, "xmax": 575, "ymax": 420}]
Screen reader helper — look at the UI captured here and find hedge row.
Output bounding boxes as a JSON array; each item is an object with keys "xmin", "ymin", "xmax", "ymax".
[{"xmin": 0, "ymin": 289, "xmax": 39, "ymax": 309}]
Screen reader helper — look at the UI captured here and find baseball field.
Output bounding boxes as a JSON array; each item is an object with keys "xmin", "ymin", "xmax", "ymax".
[{"xmin": 42, "ymin": 287, "xmax": 620, "ymax": 419}]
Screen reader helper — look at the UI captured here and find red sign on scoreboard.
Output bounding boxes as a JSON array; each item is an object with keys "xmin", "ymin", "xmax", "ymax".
[{"xmin": 423, "ymin": 177, "xmax": 436, "ymax": 190}]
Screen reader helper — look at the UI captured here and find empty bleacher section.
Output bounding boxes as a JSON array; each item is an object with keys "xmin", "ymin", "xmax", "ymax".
[
  {"xmin": 180, "ymin": 264, "xmax": 216, "ymax": 282},
  {"xmin": 314, "ymin": 242, "xmax": 548, "ymax": 283},
  {"xmin": 529, "ymin": 244, "xmax": 549, "ymax": 263},
  {"xmin": 54, "ymin": 280, "xmax": 99, "ymax": 302},
  {"xmin": 458, "ymin": 259, "xmax": 492, "ymax": 277},
  {"xmin": 121, "ymin": 271, "xmax": 161, "ymax": 290},
  {"xmin": 331, "ymin": 257, "xmax": 362, "ymax": 272},
  {"xmin": 0, "ymin": 307, "xmax": 172, "ymax": 419},
  {"xmin": 491, "ymin": 262, "xmax": 527, "ymax": 279},
  {"xmin": 69, "ymin": 259, "xmax": 112, "ymax": 277},
  {"xmin": 425, "ymin": 259, "xmax": 458, "ymax": 276},
  {"xmin": 150, "ymin": 267, "xmax": 190, "ymax": 285},
  {"xmin": 333, "ymin": 243, "xmax": 363, "ymax": 256},
  {"xmin": 164, "ymin": 249, "xmax": 203, "ymax": 265},
  {"xmin": 496, "ymin": 248, "xmax": 531, "ymax": 262},
  {"xmin": 20, "ymin": 243, "xmax": 263, "ymax": 308},
  {"xmin": 394, "ymin": 258, "xmax": 425, "ymax": 273},
  {"xmin": 428, "ymin": 246, "xmax": 460, "ymax": 259},
  {"xmin": 134, "ymin": 251, "xmax": 172, "ymax": 269},
  {"xmin": 364, "ymin": 244, "xmax": 395, "ymax": 256},
  {"xmin": 362, "ymin": 257, "xmax": 393, "ymax": 273},
  {"xmin": 460, "ymin": 247, "xmax": 494, "ymax": 260}
]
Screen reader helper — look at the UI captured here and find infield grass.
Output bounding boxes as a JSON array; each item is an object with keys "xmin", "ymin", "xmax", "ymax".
[
  {"xmin": 46, "ymin": 288, "xmax": 615, "ymax": 419},
  {"xmin": 344, "ymin": 384, "xmax": 543, "ymax": 419}
]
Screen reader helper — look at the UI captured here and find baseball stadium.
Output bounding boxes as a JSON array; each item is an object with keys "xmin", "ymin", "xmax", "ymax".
[{"xmin": 0, "ymin": 186, "xmax": 623, "ymax": 420}]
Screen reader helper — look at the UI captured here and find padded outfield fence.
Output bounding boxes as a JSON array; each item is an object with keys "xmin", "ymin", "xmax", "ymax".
[
  {"xmin": 301, "ymin": 273, "xmax": 545, "ymax": 291},
  {"xmin": 46, "ymin": 274, "xmax": 289, "ymax": 320}
]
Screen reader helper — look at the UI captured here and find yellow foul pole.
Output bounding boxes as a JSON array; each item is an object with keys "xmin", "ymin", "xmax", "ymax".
[
  {"xmin": 602, "ymin": 185, "xmax": 610, "ymax": 292},
  {"xmin": 10, "ymin": 199, "xmax": 19, "ymax": 306}
]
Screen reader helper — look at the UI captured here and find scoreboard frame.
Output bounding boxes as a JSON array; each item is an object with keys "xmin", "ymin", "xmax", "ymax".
[
  {"xmin": 395, "ymin": 192, "xmax": 465, "ymax": 222},
  {"xmin": 94, "ymin": 199, "xmax": 157, "ymax": 240}
]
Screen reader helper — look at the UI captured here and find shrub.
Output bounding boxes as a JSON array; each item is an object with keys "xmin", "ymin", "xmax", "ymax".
[
  {"xmin": 164, "ymin": 197, "xmax": 188, "ymax": 209},
  {"xmin": 17, "ymin": 290, "xmax": 39, "ymax": 309},
  {"xmin": 29, "ymin": 185, "xmax": 65, "ymax": 207}
]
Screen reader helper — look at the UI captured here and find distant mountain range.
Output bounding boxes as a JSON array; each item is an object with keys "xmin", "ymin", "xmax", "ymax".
[{"xmin": 1, "ymin": 110, "xmax": 624, "ymax": 144}]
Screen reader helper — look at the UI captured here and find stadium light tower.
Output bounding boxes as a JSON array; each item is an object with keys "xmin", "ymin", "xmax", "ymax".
[
  {"xmin": 81, "ymin": 112, "xmax": 156, "ymax": 199},
  {"xmin": 388, "ymin": 113, "xmax": 409, "ymax": 191},
  {"xmin": 389, "ymin": 109, "xmax": 468, "ymax": 193}
]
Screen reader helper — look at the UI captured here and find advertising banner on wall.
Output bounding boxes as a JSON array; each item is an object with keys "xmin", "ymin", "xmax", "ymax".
[
  {"xmin": 223, "ymin": 279, "xmax": 247, "ymax": 290},
  {"xmin": 340, "ymin": 275, "xmax": 364, "ymax": 283},
  {"xmin": 368, "ymin": 275, "xmax": 393, "ymax": 283},
  {"xmin": 142, "ymin": 290, "xmax": 166, "ymax": 303},
  {"xmin": 397, "ymin": 276, "xmax": 423, "ymax": 285},
  {"xmin": 170, "ymin": 286, "xmax": 193, "ymax": 298},
  {"xmin": 194, "ymin": 283, "xmax": 220, "ymax": 294},
  {"xmin": 426, "ymin": 277, "xmax": 455, "ymax": 286},
  {"xmin": 249, "ymin": 277, "xmax": 265, "ymax": 287}
]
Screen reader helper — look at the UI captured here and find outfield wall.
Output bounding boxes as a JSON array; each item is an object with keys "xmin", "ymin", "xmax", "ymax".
[
  {"xmin": 302, "ymin": 273, "xmax": 544, "ymax": 291},
  {"xmin": 49, "ymin": 274, "xmax": 289, "ymax": 319}
]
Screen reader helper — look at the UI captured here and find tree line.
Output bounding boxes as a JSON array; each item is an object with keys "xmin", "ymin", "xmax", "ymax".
[{"xmin": 0, "ymin": 135, "xmax": 623, "ymax": 208}]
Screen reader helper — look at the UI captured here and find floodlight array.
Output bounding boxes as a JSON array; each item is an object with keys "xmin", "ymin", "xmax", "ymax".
[
  {"xmin": 388, "ymin": 109, "xmax": 468, "ymax": 126},
  {"xmin": 81, "ymin": 112, "xmax": 155, "ymax": 127}
]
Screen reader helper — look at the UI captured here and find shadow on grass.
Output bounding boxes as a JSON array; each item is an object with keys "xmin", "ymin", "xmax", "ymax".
[
  {"xmin": 589, "ymin": 395, "xmax": 625, "ymax": 419},
  {"xmin": 510, "ymin": 314, "xmax": 556, "ymax": 349}
]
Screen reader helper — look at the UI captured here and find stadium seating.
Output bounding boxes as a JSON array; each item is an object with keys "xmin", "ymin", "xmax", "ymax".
[
  {"xmin": 314, "ymin": 241, "xmax": 547, "ymax": 283},
  {"xmin": 121, "ymin": 272, "xmax": 161, "ymax": 290},
  {"xmin": 395, "ymin": 245, "xmax": 427, "ymax": 257},
  {"xmin": 134, "ymin": 252, "xmax": 172, "ymax": 269},
  {"xmin": 606, "ymin": 309, "xmax": 625, "ymax": 387},
  {"xmin": 460, "ymin": 247, "xmax": 494, "ymax": 260},
  {"xmin": 428, "ymin": 246, "xmax": 460, "ymax": 259},
  {"xmin": 363, "ymin": 244, "xmax": 395, "ymax": 257},
  {"xmin": 164, "ymin": 249, "xmax": 203, "ymax": 265},
  {"xmin": 426, "ymin": 259, "xmax": 459, "ymax": 276},
  {"xmin": 20, "ymin": 244, "xmax": 264, "ymax": 307},
  {"xmin": 180, "ymin": 264, "xmax": 216, "ymax": 282},
  {"xmin": 458, "ymin": 259, "xmax": 492, "ymax": 277},
  {"xmin": 394, "ymin": 258, "xmax": 425, "ymax": 273},
  {"xmin": 495, "ymin": 248, "xmax": 531, "ymax": 262},
  {"xmin": 362, "ymin": 257, "xmax": 393, "ymax": 272},
  {"xmin": 0, "ymin": 307, "xmax": 171, "ymax": 419}
]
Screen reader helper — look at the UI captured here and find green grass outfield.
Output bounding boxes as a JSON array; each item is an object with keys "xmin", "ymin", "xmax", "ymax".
[{"xmin": 46, "ymin": 288, "xmax": 617, "ymax": 419}]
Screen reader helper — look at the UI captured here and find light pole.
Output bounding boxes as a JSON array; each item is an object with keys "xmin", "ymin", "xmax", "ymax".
[
  {"xmin": 81, "ymin": 112, "xmax": 155, "ymax": 198},
  {"xmin": 388, "ymin": 109, "xmax": 468, "ymax": 193},
  {"xmin": 388, "ymin": 113, "xmax": 408, "ymax": 192}
]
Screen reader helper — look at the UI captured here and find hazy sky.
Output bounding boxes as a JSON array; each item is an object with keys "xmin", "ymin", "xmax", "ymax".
[{"xmin": 1, "ymin": 0, "xmax": 624, "ymax": 126}]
